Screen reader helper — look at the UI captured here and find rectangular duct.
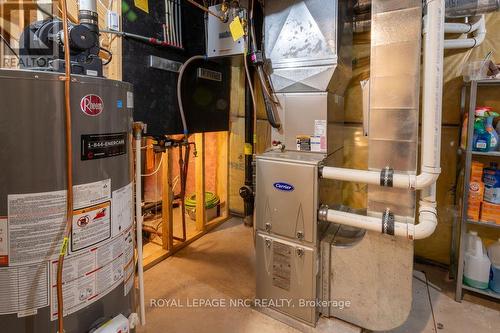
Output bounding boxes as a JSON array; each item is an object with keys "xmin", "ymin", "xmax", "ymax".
[
  {"xmin": 367, "ymin": 0, "xmax": 422, "ymax": 219},
  {"xmin": 264, "ymin": 0, "xmax": 352, "ymax": 93}
]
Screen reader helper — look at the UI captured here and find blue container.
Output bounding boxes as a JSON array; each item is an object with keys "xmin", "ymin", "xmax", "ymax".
[
  {"xmin": 483, "ymin": 163, "xmax": 500, "ymax": 204},
  {"xmin": 490, "ymin": 264, "xmax": 500, "ymax": 293}
]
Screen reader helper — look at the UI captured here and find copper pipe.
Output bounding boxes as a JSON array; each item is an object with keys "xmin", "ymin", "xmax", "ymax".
[{"xmin": 57, "ymin": 0, "xmax": 74, "ymax": 331}]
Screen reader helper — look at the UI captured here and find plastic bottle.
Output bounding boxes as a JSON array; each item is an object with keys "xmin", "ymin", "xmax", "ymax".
[
  {"xmin": 488, "ymin": 239, "xmax": 500, "ymax": 293},
  {"xmin": 465, "ymin": 231, "xmax": 479, "ymax": 253},
  {"xmin": 485, "ymin": 115, "xmax": 499, "ymax": 151},
  {"xmin": 472, "ymin": 118, "xmax": 490, "ymax": 152},
  {"xmin": 483, "ymin": 162, "xmax": 500, "ymax": 204},
  {"xmin": 463, "ymin": 233, "xmax": 491, "ymax": 289}
]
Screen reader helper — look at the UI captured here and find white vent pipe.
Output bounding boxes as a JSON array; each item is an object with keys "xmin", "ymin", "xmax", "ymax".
[
  {"xmin": 444, "ymin": 15, "xmax": 486, "ymax": 48},
  {"xmin": 321, "ymin": 0, "xmax": 444, "ymax": 240},
  {"xmin": 444, "ymin": 15, "xmax": 483, "ymax": 33}
]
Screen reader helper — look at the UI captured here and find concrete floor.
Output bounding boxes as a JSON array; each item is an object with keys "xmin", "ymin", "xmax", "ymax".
[{"xmin": 137, "ymin": 218, "xmax": 500, "ymax": 333}]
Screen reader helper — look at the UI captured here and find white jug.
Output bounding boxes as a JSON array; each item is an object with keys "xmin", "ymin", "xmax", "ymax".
[{"xmin": 464, "ymin": 233, "xmax": 491, "ymax": 289}]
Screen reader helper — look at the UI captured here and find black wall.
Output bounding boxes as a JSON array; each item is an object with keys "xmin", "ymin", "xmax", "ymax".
[{"xmin": 122, "ymin": 0, "xmax": 229, "ymax": 136}]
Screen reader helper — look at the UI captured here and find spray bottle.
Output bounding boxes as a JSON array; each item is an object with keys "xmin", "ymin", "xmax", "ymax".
[{"xmin": 485, "ymin": 112, "xmax": 499, "ymax": 151}]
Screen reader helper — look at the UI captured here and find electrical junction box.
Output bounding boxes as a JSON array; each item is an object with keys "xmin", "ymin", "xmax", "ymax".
[
  {"xmin": 207, "ymin": 4, "xmax": 247, "ymax": 58},
  {"xmin": 107, "ymin": 10, "xmax": 120, "ymax": 31}
]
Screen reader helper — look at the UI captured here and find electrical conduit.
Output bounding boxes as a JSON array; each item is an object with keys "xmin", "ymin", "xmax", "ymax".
[
  {"xmin": 133, "ymin": 123, "xmax": 146, "ymax": 325},
  {"xmin": 321, "ymin": 0, "xmax": 445, "ymax": 240},
  {"xmin": 177, "ymin": 55, "xmax": 207, "ymax": 137}
]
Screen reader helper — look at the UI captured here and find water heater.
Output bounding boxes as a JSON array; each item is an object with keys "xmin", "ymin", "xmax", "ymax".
[{"xmin": 0, "ymin": 69, "xmax": 136, "ymax": 332}]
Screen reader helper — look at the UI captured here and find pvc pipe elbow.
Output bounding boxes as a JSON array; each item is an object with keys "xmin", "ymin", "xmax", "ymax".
[
  {"xmin": 444, "ymin": 16, "xmax": 483, "ymax": 33},
  {"xmin": 414, "ymin": 172, "xmax": 440, "ymax": 189},
  {"xmin": 412, "ymin": 209, "xmax": 437, "ymax": 240}
]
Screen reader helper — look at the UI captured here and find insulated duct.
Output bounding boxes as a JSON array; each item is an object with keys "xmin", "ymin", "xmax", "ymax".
[{"xmin": 321, "ymin": 0, "xmax": 444, "ymax": 240}]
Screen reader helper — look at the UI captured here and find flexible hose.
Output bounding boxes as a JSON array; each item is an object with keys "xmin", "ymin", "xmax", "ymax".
[
  {"xmin": 248, "ymin": 0, "xmax": 280, "ymax": 129},
  {"xmin": 57, "ymin": 0, "xmax": 74, "ymax": 331},
  {"xmin": 243, "ymin": 50, "xmax": 257, "ymax": 152},
  {"xmin": 185, "ymin": 192, "xmax": 220, "ymax": 209},
  {"xmin": 177, "ymin": 55, "xmax": 206, "ymax": 137}
]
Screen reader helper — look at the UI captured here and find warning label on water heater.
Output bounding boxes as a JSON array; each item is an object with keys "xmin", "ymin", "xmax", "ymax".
[
  {"xmin": 7, "ymin": 190, "xmax": 67, "ymax": 266},
  {"xmin": 0, "ymin": 262, "xmax": 50, "ymax": 316},
  {"xmin": 0, "ymin": 218, "xmax": 7, "ymax": 266},
  {"xmin": 71, "ymin": 201, "xmax": 111, "ymax": 252},
  {"xmin": 49, "ymin": 234, "xmax": 125, "ymax": 320}
]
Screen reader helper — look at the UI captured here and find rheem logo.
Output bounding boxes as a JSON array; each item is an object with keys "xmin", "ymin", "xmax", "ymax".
[{"xmin": 80, "ymin": 94, "xmax": 104, "ymax": 116}]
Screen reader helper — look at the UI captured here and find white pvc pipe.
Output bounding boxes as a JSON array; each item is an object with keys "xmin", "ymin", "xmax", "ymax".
[
  {"xmin": 134, "ymin": 125, "xmax": 146, "ymax": 325},
  {"xmin": 444, "ymin": 15, "xmax": 483, "ymax": 33},
  {"xmin": 444, "ymin": 15, "xmax": 486, "ymax": 49},
  {"xmin": 321, "ymin": 167, "xmax": 438, "ymax": 190},
  {"xmin": 324, "ymin": 206, "xmax": 437, "ymax": 240}
]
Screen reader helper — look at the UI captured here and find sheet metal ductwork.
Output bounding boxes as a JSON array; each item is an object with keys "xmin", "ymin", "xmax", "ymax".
[{"xmin": 264, "ymin": 0, "xmax": 352, "ymax": 94}]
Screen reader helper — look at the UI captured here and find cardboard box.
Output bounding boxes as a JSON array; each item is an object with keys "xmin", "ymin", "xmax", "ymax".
[
  {"xmin": 471, "ymin": 161, "xmax": 484, "ymax": 182},
  {"xmin": 480, "ymin": 201, "xmax": 500, "ymax": 224},
  {"xmin": 467, "ymin": 181, "xmax": 484, "ymax": 221}
]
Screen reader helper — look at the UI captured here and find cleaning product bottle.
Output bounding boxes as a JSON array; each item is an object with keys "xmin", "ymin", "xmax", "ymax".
[
  {"xmin": 495, "ymin": 116, "xmax": 500, "ymax": 148},
  {"xmin": 488, "ymin": 239, "xmax": 500, "ymax": 293},
  {"xmin": 485, "ymin": 114, "xmax": 499, "ymax": 151},
  {"xmin": 483, "ymin": 162, "xmax": 500, "ymax": 204},
  {"xmin": 465, "ymin": 231, "xmax": 479, "ymax": 253},
  {"xmin": 472, "ymin": 118, "xmax": 490, "ymax": 152},
  {"xmin": 463, "ymin": 232, "xmax": 491, "ymax": 289}
]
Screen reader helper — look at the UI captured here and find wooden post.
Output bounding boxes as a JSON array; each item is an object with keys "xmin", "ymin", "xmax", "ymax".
[
  {"xmin": 161, "ymin": 150, "xmax": 173, "ymax": 251},
  {"xmin": 216, "ymin": 131, "xmax": 229, "ymax": 219},
  {"xmin": 195, "ymin": 133, "xmax": 206, "ymax": 231}
]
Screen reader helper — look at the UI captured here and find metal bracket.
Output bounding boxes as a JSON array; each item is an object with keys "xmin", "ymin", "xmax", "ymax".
[{"xmin": 148, "ymin": 55, "xmax": 182, "ymax": 73}]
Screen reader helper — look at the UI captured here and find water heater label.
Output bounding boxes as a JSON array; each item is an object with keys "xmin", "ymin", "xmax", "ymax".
[
  {"xmin": 81, "ymin": 133, "xmax": 127, "ymax": 161},
  {"xmin": 80, "ymin": 94, "xmax": 104, "ymax": 116},
  {"xmin": 0, "ymin": 263, "xmax": 50, "ymax": 316},
  {"xmin": 49, "ymin": 234, "xmax": 126, "ymax": 320},
  {"xmin": 71, "ymin": 201, "xmax": 111, "ymax": 252},
  {"xmin": 0, "ymin": 217, "xmax": 7, "ymax": 266}
]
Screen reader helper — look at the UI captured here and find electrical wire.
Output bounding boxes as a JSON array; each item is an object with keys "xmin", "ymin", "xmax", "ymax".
[
  {"xmin": 100, "ymin": 46, "xmax": 113, "ymax": 65},
  {"xmin": 57, "ymin": 0, "xmax": 73, "ymax": 331},
  {"xmin": 184, "ymin": 0, "xmax": 225, "ymax": 21},
  {"xmin": 141, "ymin": 154, "xmax": 163, "ymax": 177}
]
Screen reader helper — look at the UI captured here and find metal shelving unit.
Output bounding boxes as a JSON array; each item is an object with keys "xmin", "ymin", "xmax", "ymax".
[{"xmin": 454, "ymin": 79, "xmax": 500, "ymax": 302}]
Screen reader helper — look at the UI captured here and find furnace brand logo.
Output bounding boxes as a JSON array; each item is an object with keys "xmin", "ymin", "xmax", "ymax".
[
  {"xmin": 273, "ymin": 182, "xmax": 295, "ymax": 192},
  {"xmin": 80, "ymin": 94, "xmax": 104, "ymax": 116}
]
